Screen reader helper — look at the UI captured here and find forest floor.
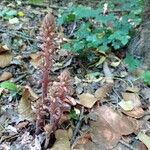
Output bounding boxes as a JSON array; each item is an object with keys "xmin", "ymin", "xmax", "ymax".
[{"xmin": 0, "ymin": 1, "xmax": 150, "ymax": 150}]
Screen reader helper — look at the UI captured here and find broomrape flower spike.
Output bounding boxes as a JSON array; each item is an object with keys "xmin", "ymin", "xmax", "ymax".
[
  {"xmin": 36, "ymin": 13, "xmax": 76, "ymax": 147},
  {"xmin": 40, "ymin": 13, "xmax": 56, "ymax": 100}
]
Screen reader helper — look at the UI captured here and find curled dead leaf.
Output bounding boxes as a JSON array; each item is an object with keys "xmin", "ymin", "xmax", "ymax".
[
  {"xmin": 122, "ymin": 107, "xmax": 145, "ymax": 119},
  {"xmin": 0, "ymin": 44, "xmax": 9, "ymax": 53},
  {"xmin": 18, "ymin": 86, "xmax": 38, "ymax": 121}
]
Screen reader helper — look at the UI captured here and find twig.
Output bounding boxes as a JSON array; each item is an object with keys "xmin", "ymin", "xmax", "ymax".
[
  {"xmin": 119, "ymin": 140, "xmax": 137, "ymax": 150},
  {"xmin": 13, "ymin": 74, "xmax": 27, "ymax": 83},
  {"xmin": 114, "ymin": 77, "xmax": 133, "ymax": 87},
  {"xmin": 70, "ymin": 107, "xmax": 84, "ymax": 145},
  {"xmin": 112, "ymin": 87, "xmax": 122, "ymax": 108},
  {"xmin": 22, "ymin": 2, "xmax": 67, "ymax": 9},
  {"xmin": 0, "ymin": 29, "xmax": 39, "ymax": 42}
]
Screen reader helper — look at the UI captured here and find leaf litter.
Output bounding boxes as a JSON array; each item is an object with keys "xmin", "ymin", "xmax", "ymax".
[{"xmin": 0, "ymin": 0, "xmax": 150, "ymax": 150}]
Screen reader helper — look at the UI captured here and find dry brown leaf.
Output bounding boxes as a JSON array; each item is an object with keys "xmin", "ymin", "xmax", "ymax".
[
  {"xmin": 51, "ymin": 129, "xmax": 70, "ymax": 150},
  {"xmin": 126, "ymin": 86, "xmax": 139, "ymax": 93},
  {"xmin": 90, "ymin": 106, "xmax": 139, "ymax": 149},
  {"xmin": 0, "ymin": 52, "xmax": 12, "ymax": 68},
  {"xmin": 119, "ymin": 100, "xmax": 134, "ymax": 111},
  {"xmin": 0, "ymin": 72, "xmax": 12, "ymax": 81},
  {"xmin": 122, "ymin": 92, "xmax": 141, "ymax": 107},
  {"xmin": 26, "ymin": 85, "xmax": 39, "ymax": 100},
  {"xmin": 72, "ymin": 133, "xmax": 92, "ymax": 150},
  {"xmin": 18, "ymin": 86, "xmax": 38, "ymax": 121},
  {"xmin": 30, "ymin": 52, "xmax": 42, "ymax": 68},
  {"xmin": 0, "ymin": 44, "xmax": 9, "ymax": 53},
  {"xmin": 135, "ymin": 141, "xmax": 148, "ymax": 150},
  {"xmin": 122, "ymin": 107, "xmax": 145, "ymax": 118},
  {"xmin": 16, "ymin": 121, "xmax": 29, "ymax": 130},
  {"xmin": 0, "ymin": 88, "xmax": 4, "ymax": 96},
  {"xmin": 103, "ymin": 61, "xmax": 114, "ymax": 83},
  {"xmin": 138, "ymin": 132, "xmax": 150, "ymax": 150},
  {"xmin": 95, "ymin": 84, "xmax": 113, "ymax": 100},
  {"xmin": 142, "ymin": 88, "xmax": 150, "ymax": 99},
  {"xmin": 78, "ymin": 93, "xmax": 98, "ymax": 108},
  {"xmin": 110, "ymin": 57, "xmax": 121, "ymax": 67}
]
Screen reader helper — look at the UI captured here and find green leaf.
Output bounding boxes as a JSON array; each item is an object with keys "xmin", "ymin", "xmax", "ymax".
[
  {"xmin": 29, "ymin": 0, "xmax": 43, "ymax": 4},
  {"xmin": 0, "ymin": 8, "xmax": 17, "ymax": 19},
  {"xmin": 5, "ymin": 10, "xmax": 17, "ymax": 18},
  {"xmin": 69, "ymin": 109, "xmax": 79, "ymax": 120},
  {"xmin": 63, "ymin": 43, "xmax": 71, "ymax": 50},
  {"xmin": 142, "ymin": 71, "xmax": 150, "ymax": 85},
  {"xmin": 66, "ymin": 14, "xmax": 76, "ymax": 22},
  {"xmin": 73, "ymin": 40, "xmax": 85, "ymax": 52},
  {"xmin": 57, "ymin": 1, "xmax": 143, "ymax": 61},
  {"xmin": 0, "ymin": 81, "xmax": 17, "ymax": 92},
  {"xmin": 124, "ymin": 54, "xmax": 140, "ymax": 72}
]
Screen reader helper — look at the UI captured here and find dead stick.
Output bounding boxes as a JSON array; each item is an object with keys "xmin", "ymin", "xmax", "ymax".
[
  {"xmin": 119, "ymin": 140, "xmax": 137, "ymax": 150},
  {"xmin": 70, "ymin": 107, "xmax": 84, "ymax": 145}
]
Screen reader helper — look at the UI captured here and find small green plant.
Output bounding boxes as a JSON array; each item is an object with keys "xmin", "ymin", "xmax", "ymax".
[
  {"xmin": 57, "ymin": 0, "xmax": 143, "ymax": 61},
  {"xmin": 0, "ymin": 81, "xmax": 22, "ymax": 97},
  {"xmin": 124, "ymin": 53, "xmax": 140, "ymax": 72},
  {"xmin": 142, "ymin": 71, "xmax": 150, "ymax": 85},
  {"xmin": 0, "ymin": 7, "xmax": 17, "ymax": 20},
  {"xmin": 0, "ymin": 81, "xmax": 17, "ymax": 92},
  {"xmin": 69, "ymin": 109, "xmax": 79, "ymax": 120}
]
